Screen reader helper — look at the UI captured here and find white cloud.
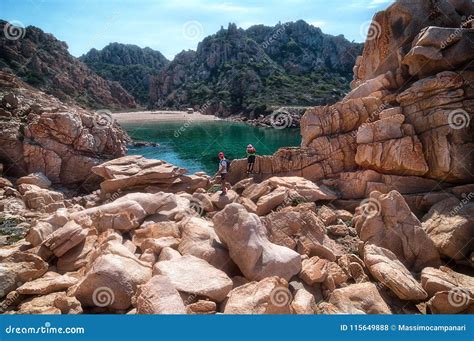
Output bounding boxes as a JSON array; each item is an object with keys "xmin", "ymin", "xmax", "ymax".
[
  {"xmin": 309, "ymin": 20, "xmax": 325, "ymax": 28},
  {"xmin": 368, "ymin": 0, "xmax": 393, "ymax": 8},
  {"xmin": 207, "ymin": 2, "xmax": 256, "ymax": 13}
]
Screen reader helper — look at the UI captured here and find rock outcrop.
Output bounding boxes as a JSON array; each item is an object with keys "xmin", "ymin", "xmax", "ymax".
[
  {"xmin": 91, "ymin": 155, "xmax": 210, "ymax": 195},
  {"xmin": 213, "ymin": 203, "xmax": 302, "ymax": 281},
  {"xmin": 226, "ymin": 0, "xmax": 473, "ymax": 194},
  {"xmin": 354, "ymin": 190, "xmax": 440, "ymax": 272},
  {"xmin": 0, "ymin": 71, "xmax": 129, "ymax": 185},
  {"xmin": 80, "ymin": 43, "xmax": 169, "ymax": 105}
]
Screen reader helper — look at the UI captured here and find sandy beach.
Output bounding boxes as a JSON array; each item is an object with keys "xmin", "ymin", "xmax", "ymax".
[{"xmin": 112, "ymin": 110, "xmax": 221, "ymax": 123}]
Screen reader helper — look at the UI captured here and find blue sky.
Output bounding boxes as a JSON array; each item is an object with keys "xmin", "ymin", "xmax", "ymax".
[{"xmin": 0, "ymin": 0, "xmax": 394, "ymax": 59}]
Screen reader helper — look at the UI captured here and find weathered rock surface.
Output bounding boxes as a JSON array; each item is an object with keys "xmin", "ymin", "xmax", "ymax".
[
  {"xmin": 70, "ymin": 192, "xmax": 178, "ymax": 232},
  {"xmin": 213, "ymin": 204, "xmax": 302, "ymax": 281},
  {"xmin": 186, "ymin": 300, "xmax": 217, "ymax": 314},
  {"xmin": 42, "ymin": 221, "xmax": 88, "ymax": 257},
  {"xmin": 224, "ymin": 276, "xmax": 292, "ymax": 314},
  {"xmin": 262, "ymin": 204, "xmax": 343, "ymax": 259},
  {"xmin": 134, "ymin": 275, "xmax": 186, "ymax": 314},
  {"xmin": 328, "ymin": 282, "xmax": 391, "ymax": 314},
  {"xmin": 354, "ymin": 190, "xmax": 440, "ymax": 271},
  {"xmin": 178, "ymin": 217, "xmax": 235, "ymax": 274},
  {"xmin": 291, "ymin": 288, "xmax": 316, "ymax": 314},
  {"xmin": 16, "ymin": 172, "xmax": 51, "ymax": 189},
  {"xmin": 92, "ymin": 155, "xmax": 209, "ymax": 195},
  {"xmin": 422, "ymin": 197, "xmax": 474, "ymax": 260},
  {"xmin": 16, "ymin": 272, "xmax": 78, "ymax": 295},
  {"xmin": 21, "ymin": 184, "xmax": 65, "ymax": 213},
  {"xmin": 363, "ymin": 244, "xmax": 427, "ymax": 300},
  {"xmin": 72, "ymin": 241, "xmax": 152, "ymax": 310},
  {"xmin": 153, "ymin": 254, "xmax": 232, "ymax": 302},
  {"xmin": 299, "ymin": 256, "xmax": 328, "ymax": 285},
  {"xmin": 0, "ymin": 71, "xmax": 129, "ymax": 185},
  {"xmin": 0, "ymin": 251, "xmax": 48, "ymax": 298}
]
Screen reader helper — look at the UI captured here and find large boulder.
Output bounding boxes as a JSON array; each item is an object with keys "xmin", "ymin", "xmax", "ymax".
[
  {"xmin": 0, "ymin": 250, "xmax": 49, "ymax": 298},
  {"xmin": 20, "ymin": 184, "xmax": 65, "ymax": 213},
  {"xmin": 223, "ymin": 276, "xmax": 292, "ymax": 314},
  {"xmin": 16, "ymin": 172, "xmax": 51, "ymax": 188},
  {"xmin": 177, "ymin": 217, "xmax": 235, "ymax": 275},
  {"xmin": 262, "ymin": 204, "xmax": 343, "ymax": 259},
  {"xmin": 213, "ymin": 204, "xmax": 302, "ymax": 281},
  {"xmin": 153, "ymin": 254, "xmax": 232, "ymax": 302},
  {"xmin": 422, "ymin": 197, "xmax": 474, "ymax": 260},
  {"xmin": 91, "ymin": 155, "xmax": 209, "ymax": 195},
  {"xmin": 42, "ymin": 221, "xmax": 88, "ymax": 257},
  {"xmin": 70, "ymin": 192, "xmax": 178, "ymax": 232},
  {"xmin": 72, "ymin": 241, "xmax": 152, "ymax": 310},
  {"xmin": 352, "ymin": 0, "xmax": 471, "ymax": 84},
  {"xmin": 354, "ymin": 190, "xmax": 440, "ymax": 271},
  {"xmin": 363, "ymin": 244, "xmax": 427, "ymax": 300},
  {"xmin": 421, "ymin": 266, "xmax": 474, "ymax": 314},
  {"xmin": 291, "ymin": 288, "xmax": 317, "ymax": 314},
  {"xmin": 402, "ymin": 26, "xmax": 474, "ymax": 78},
  {"xmin": 328, "ymin": 282, "xmax": 391, "ymax": 314},
  {"xmin": 133, "ymin": 275, "xmax": 186, "ymax": 314}
]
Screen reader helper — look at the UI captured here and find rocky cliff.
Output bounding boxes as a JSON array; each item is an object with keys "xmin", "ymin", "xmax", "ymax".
[
  {"xmin": 0, "ymin": 21, "xmax": 136, "ymax": 110},
  {"xmin": 0, "ymin": 70, "xmax": 129, "ymax": 187},
  {"xmin": 80, "ymin": 43, "xmax": 169, "ymax": 105},
  {"xmin": 149, "ymin": 21, "xmax": 363, "ymax": 117},
  {"xmin": 228, "ymin": 0, "xmax": 474, "ymax": 197}
]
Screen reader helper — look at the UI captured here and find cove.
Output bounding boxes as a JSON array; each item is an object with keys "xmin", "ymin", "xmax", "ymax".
[{"xmin": 121, "ymin": 120, "xmax": 301, "ymax": 175}]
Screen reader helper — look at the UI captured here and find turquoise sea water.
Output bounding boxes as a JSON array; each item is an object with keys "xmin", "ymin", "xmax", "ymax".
[{"xmin": 122, "ymin": 120, "xmax": 301, "ymax": 175}]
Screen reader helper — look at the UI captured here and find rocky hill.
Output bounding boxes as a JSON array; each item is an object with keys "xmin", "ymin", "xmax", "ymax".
[
  {"xmin": 0, "ymin": 20, "xmax": 136, "ymax": 110},
  {"xmin": 149, "ymin": 21, "xmax": 363, "ymax": 117},
  {"xmin": 0, "ymin": 70, "xmax": 129, "ymax": 188},
  {"xmin": 80, "ymin": 43, "xmax": 169, "ymax": 105}
]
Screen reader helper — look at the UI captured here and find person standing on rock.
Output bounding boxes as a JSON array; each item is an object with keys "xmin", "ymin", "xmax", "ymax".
[
  {"xmin": 216, "ymin": 152, "xmax": 230, "ymax": 195},
  {"xmin": 246, "ymin": 144, "xmax": 256, "ymax": 174}
]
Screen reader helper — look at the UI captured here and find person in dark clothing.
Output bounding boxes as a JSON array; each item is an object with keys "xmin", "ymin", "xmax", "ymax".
[{"xmin": 246, "ymin": 144, "xmax": 256, "ymax": 174}]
